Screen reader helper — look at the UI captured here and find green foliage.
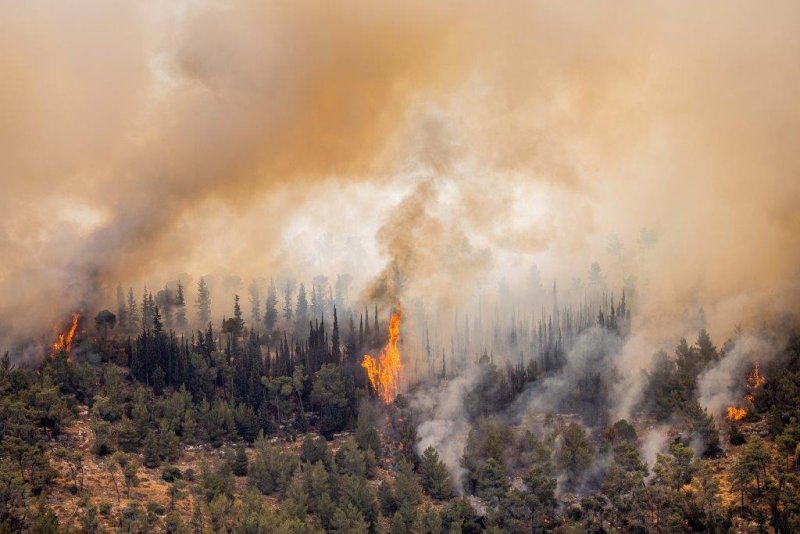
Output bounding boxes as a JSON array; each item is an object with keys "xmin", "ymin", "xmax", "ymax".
[
  {"xmin": 355, "ymin": 402, "xmax": 382, "ymax": 460},
  {"xmin": 394, "ymin": 459, "xmax": 422, "ymax": 511},
  {"xmin": 92, "ymin": 420, "xmax": 115, "ymax": 456},
  {"xmin": 248, "ymin": 435, "xmax": 297, "ymax": 496},
  {"xmin": 555, "ymin": 422, "xmax": 593, "ymax": 483},
  {"xmin": 300, "ymin": 435, "xmax": 331, "ymax": 466},
  {"xmin": 200, "ymin": 458, "xmax": 235, "ymax": 503},
  {"xmin": 685, "ymin": 399, "xmax": 721, "ymax": 457},
  {"xmin": 419, "ymin": 446, "xmax": 455, "ymax": 499},
  {"xmin": 330, "ymin": 502, "xmax": 369, "ymax": 534},
  {"xmin": 233, "ymin": 446, "xmax": 249, "ymax": 476},
  {"xmin": 143, "ymin": 431, "xmax": 160, "ymax": 468},
  {"xmin": 441, "ymin": 498, "xmax": 483, "ymax": 534},
  {"xmin": 378, "ymin": 479, "xmax": 398, "ymax": 516},
  {"xmin": 311, "ymin": 364, "xmax": 350, "ymax": 439},
  {"xmin": 337, "ymin": 474, "xmax": 380, "ymax": 530},
  {"xmin": 730, "ymin": 422, "xmax": 746, "ymax": 445},
  {"xmin": 475, "ymin": 457, "xmax": 508, "ymax": 504},
  {"xmin": 334, "ymin": 439, "xmax": 370, "ymax": 478},
  {"xmin": 462, "ymin": 417, "xmax": 513, "ymax": 494},
  {"xmin": 207, "ymin": 494, "xmax": 232, "ymax": 533},
  {"xmin": 162, "ymin": 464, "xmax": 183, "ymax": 482}
]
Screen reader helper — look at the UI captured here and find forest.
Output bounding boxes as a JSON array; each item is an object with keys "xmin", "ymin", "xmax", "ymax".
[
  {"xmin": 2, "ymin": 265, "xmax": 799, "ymax": 534},
  {"xmin": 2, "ymin": 1, "xmax": 799, "ymax": 533}
]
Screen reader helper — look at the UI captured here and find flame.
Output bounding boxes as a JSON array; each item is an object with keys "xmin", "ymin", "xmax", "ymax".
[
  {"xmin": 53, "ymin": 313, "xmax": 80, "ymax": 357},
  {"xmin": 743, "ymin": 362, "xmax": 766, "ymax": 404},
  {"xmin": 747, "ymin": 363, "xmax": 766, "ymax": 390},
  {"xmin": 727, "ymin": 363, "xmax": 766, "ymax": 422},
  {"xmin": 726, "ymin": 406, "xmax": 747, "ymax": 421},
  {"xmin": 361, "ymin": 312, "xmax": 401, "ymax": 403}
]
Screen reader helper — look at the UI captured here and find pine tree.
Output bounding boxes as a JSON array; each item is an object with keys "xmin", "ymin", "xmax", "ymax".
[
  {"xmin": 264, "ymin": 279, "xmax": 278, "ymax": 332},
  {"xmin": 419, "ymin": 446, "xmax": 454, "ymax": 500},
  {"xmin": 175, "ymin": 281, "xmax": 187, "ymax": 331},
  {"xmin": 157, "ymin": 287, "xmax": 174, "ymax": 330},
  {"xmin": 127, "ymin": 287, "xmax": 139, "ymax": 331},
  {"xmin": 233, "ymin": 294, "xmax": 244, "ymax": 331},
  {"xmin": 283, "ymin": 281, "xmax": 294, "ymax": 321},
  {"xmin": 394, "ymin": 459, "xmax": 422, "ymax": 511},
  {"xmin": 153, "ymin": 305, "xmax": 163, "ymax": 334},
  {"xmin": 143, "ymin": 432, "xmax": 160, "ymax": 468},
  {"xmin": 332, "ymin": 306, "xmax": 341, "ymax": 364},
  {"xmin": 295, "ymin": 283, "xmax": 309, "ymax": 337},
  {"xmin": 311, "ymin": 275, "xmax": 327, "ymax": 320},
  {"xmin": 141, "ymin": 288, "xmax": 153, "ymax": 330},
  {"xmin": 197, "ymin": 278, "xmax": 211, "ymax": 327},
  {"xmin": 233, "ymin": 447, "xmax": 248, "ymax": 477}
]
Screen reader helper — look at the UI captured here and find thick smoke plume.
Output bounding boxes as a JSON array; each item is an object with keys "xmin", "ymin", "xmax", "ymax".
[{"xmin": 1, "ymin": 0, "xmax": 799, "ymax": 357}]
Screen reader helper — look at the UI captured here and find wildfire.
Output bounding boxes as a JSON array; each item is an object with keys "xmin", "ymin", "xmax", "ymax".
[
  {"xmin": 52, "ymin": 313, "xmax": 80, "ymax": 357},
  {"xmin": 726, "ymin": 362, "xmax": 766, "ymax": 422},
  {"xmin": 726, "ymin": 406, "xmax": 747, "ymax": 421},
  {"xmin": 361, "ymin": 312, "xmax": 401, "ymax": 404},
  {"xmin": 744, "ymin": 363, "xmax": 766, "ymax": 402}
]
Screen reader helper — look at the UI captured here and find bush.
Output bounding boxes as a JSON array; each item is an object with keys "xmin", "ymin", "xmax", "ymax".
[
  {"xmin": 161, "ymin": 465, "xmax": 183, "ymax": 482},
  {"xmin": 98, "ymin": 502, "xmax": 112, "ymax": 516}
]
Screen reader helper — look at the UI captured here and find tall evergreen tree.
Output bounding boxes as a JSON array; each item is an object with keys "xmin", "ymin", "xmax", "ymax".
[
  {"xmin": 175, "ymin": 281, "xmax": 187, "ymax": 331},
  {"xmin": 283, "ymin": 281, "xmax": 294, "ymax": 321},
  {"xmin": 142, "ymin": 290, "xmax": 154, "ymax": 331},
  {"xmin": 264, "ymin": 279, "xmax": 278, "ymax": 332},
  {"xmin": 127, "ymin": 287, "xmax": 139, "ymax": 331},
  {"xmin": 295, "ymin": 284, "xmax": 309, "ymax": 336},
  {"xmin": 331, "ymin": 307, "xmax": 341, "ymax": 364},
  {"xmin": 156, "ymin": 287, "xmax": 174, "ymax": 330},
  {"xmin": 311, "ymin": 275, "xmax": 327, "ymax": 320},
  {"xmin": 197, "ymin": 277, "xmax": 211, "ymax": 326}
]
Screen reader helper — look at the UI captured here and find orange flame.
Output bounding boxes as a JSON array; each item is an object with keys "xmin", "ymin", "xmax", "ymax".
[
  {"xmin": 361, "ymin": 312, "xmax": 401, "ymax": 403},
  {"xmin": 744, "ymin": 362, "xmax": 766, "ymax": 404},
  {"xmin": 53, "ymin": 313, "xmax": 80, "ymax": 357},
  {"xmin": 726, "ymin": 406, "xmax": 747, "ymax": 421},
  {"xmin": 747, "ymin": 363, "xmax": 766, "ymax": 390},
  {"xmin": 727, "ymin": 363, "xmax": 766, "ymax": 422}
]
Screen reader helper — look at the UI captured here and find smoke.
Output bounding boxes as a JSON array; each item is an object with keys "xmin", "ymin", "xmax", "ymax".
[
  {"xmin": 1, "ymin": 0, "xmax": 800, "ymax": 358},
  {"xmin": 697, "ymin": 334, "xmax": 779, "ymax": 418},
  {"xmin": 519, "ymin": 327, "xmax": 623, "ymax": 425},
  {"xmin": 640, "ymin": 425, "xmax": 672, "ymax": 470},
  {"xmin": 412, "ymin": 372, "xmax": 478, "ymax": 491},
  {"xmin": 365, "ymin": 179, "xmax": 492, "ymax": 310}
]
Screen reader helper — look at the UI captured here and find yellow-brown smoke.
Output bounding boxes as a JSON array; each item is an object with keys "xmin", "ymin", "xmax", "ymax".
[{"xmin": 1, "ymin": 1, "xmax": 799, "ymax": 351}]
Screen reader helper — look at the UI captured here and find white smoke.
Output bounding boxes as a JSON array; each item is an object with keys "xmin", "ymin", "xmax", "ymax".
[
  {"xmin": 697, "ymin": 334, "xmax": 778, "ymax": 418},
  {"xmin": 412, "ymin": 371, "xmax": 478, "ymax": 492}
]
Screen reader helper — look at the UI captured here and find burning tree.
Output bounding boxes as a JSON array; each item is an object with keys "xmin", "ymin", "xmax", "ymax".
[
  {"xmin": 52, "ymin": 313, "xmax": 80, "ymax": 359},
  {"xmin": 361, "ymin": 312, "xmax": 401, "ymax": 403},
  {"xmin": 726, "ymin": 362, "xmax": 767, "ymax": 423}
]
